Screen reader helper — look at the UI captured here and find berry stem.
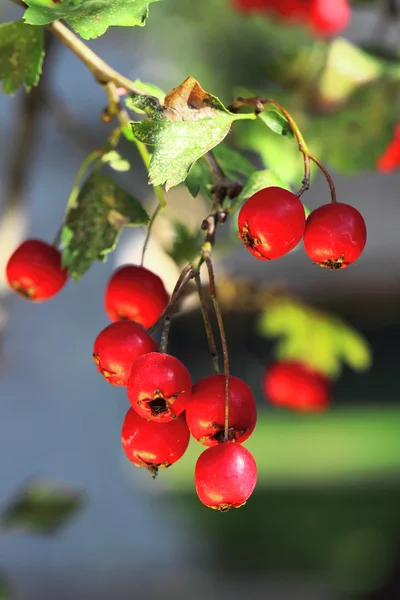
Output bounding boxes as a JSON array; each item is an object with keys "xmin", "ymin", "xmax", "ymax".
[
  {"xmin": 159, "ymin": 262, "xmax": 194, "ymax": 353},
  {"xmin": 134, "ymin": 140, "xmax": 167, "ymax": 209},
  {"xmin": 228, "ymin": 95, "xmax": 337, "ymax": 205},
  {"xmin": 309, "ymin": 154, "xmax": 337, "ymax": 204},
  {"xmin": 141, "ymin": 204, "xmax": 162, "ymax": 267},
  {"xmin": 202, "ymin": 247, "xmax": 230, "ymax": 442},
  {"xmin": 194, "ymin": 269, "xmax": 220, "ymax": 374}
]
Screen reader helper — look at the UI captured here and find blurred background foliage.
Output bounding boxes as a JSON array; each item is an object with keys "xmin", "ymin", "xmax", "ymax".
[{"xmin": 1, "ymin": 1, "xmax": 400, "ymax": 599}]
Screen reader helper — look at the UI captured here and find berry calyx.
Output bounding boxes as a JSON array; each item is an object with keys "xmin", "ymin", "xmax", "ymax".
[
  {"xmin": 121, "ymin": 408, "xmax": 190, "ymax": 478},
  {"xmin": 127, "ymin": 352, "xmax": 192, "ymax": 423},
  {"xmin": 104, "ymin": 265, "xmax": 169, "ymax": 328},
  {"xmin": 303, "ymin": 202, "xmax": 367, "ymax": 269},
  {"xmin": 263, "ymin": 360, "xmax": 330, "ymax": 411},
  {"xmin": 194, "ymin": 443, "xmax": 258, "ymax": 511},
  {"xmin": 238, "ymin": 186, "xmax": 306, "ymax": 260},
  {"xmin": 93, "ymin": 321, "xmax": 157, "ymax": 386},
  {"xmin": 6, "ymin": 239, "xmax": 68, "ymax": 301},
  {"xmin": 185, "ymin": 374, "xmax": 257, "ymax": 446}
]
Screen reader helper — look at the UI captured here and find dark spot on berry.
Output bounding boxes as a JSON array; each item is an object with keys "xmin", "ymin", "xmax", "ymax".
[
  {"xmin": 148, "ymin": 396, "xmax": 168, "ymax": 415},
  {"xmin": 318, "ymin": 254, "xmax": 348, "ymax": 270},
  {"xmin": 238, "ymin": 222, "xmax": 267, "ymax": 260}
]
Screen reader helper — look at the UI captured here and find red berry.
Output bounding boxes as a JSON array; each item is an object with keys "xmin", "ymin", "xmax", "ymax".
[
  {"xmin": 104, "ymin": 265, "xmax": 169, "ymax": 328},
  {"xmin": 376, "ymin": 124, "xmax": 400, "ymax": 173},
  {"xmin": 186, "ymin": 374, "xmax": 257, "ymax": 446},
  {"xmin": 263, "ymin": 360, "xmax": 330, "ymax": 411},
  {"xmin": 303, "ymin": 202, "xmax": 367, "ymax": 269},
  {"xmin": 195, "ymin": 443, "xmax": 257, "ymax": 511},
  {"xmin": 121, "ymin": 408, "xmax": 190, "ymax": 478},
  {"xmin": 93, "ymin": 321, "xmax": 157, "ymax": 387},
  {"xmin": 238, "ymin": 186, "xmax": 306, "ymax": 260},
  {"xmin": 6, "ymin": 239, "xmax": 67, "ymax": 301},
  {"xmin": 309, "ymin": 0, "xmax": 350, "ymax": 36},
  {"xmin": 127, "ymin": 352, "xmax": 192, "ymax": 423}
]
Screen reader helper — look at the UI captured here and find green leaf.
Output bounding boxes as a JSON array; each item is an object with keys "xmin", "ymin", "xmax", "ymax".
[
  {"xmin": 316, "ymin": 38, "xmax": 384, "ymax": 109},
  {"xmin": 1, "ymin": 481, "xmax": 85, "ymax": 535},
  {"xmin": 131, "ymin": 76, "xmax": 254, "ymax": 191},
  {"xmin": 235, "ymin": 117, "xmax": 319, "ymax": 188},
  {"xmin": 212, "ymin": 144, "xmax": 256, "ymax": 179},
  {"xmin": 166, "ymin": 221, "xmax": 203, "ymax": 265},
  {"xmin": 309, "ymin": 82, "xmax": 398, "ymax": 174},
  {"xmin": 259, "ymin": 108, "xmax": 295, "ymax": 140},
  {"xmin": 61, "ymin": 172, "xmax": 149, "ymax": 279},
  {"xmin": 258, "ymin": 297, "xmax": 372, "ymax": 379},
  {"xmin": 185, "ymin": 158, "xmax": 212, "ymax": 199},
  {"xmin": 0, "ymin": 20, "xmax": 44, "ymax": 94},
  {"xmin": 184, "ymin": 143, "xmax": 256, "ymax": 199},
  {"xmin": 24, "ymin": 0, "xmax": 161, "ymax": 40},
  {"xmin": 238, "ymin": 169, "xmax": 292, "ymax": 201},
  {"xmin": 129, "ymin": 79, "xmax": 165, "ymax": 102}
]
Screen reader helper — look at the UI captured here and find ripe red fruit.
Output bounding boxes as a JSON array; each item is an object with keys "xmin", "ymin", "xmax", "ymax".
[
  {"xmin": 185, "ymin": 374, "xmax": 257, "ymax": 446},
  {"xmin": 6, "ymin": 239, "xmax": 68, "ymax": 301},
  {"xmin": 309, "ymin": 0, "xmax": 351, "ymax": 36},
  {"xmin": 303, "ymin": 202, "xmax": 367, "ymax": 269},
  {"xmin": 376, "ymin": 124, "xmax": 400, "ymax": 173},
  {"xmin": 195, "ymin": 443, "xmax": 258, "ymax": 511},
  {"xmin": 121, "ymin": 408, "xmax": 190, "ymax": 477},
  {"xmin": 127, "ymin": 352, "xmax": 192, "ymax": 423},
  {"xmin": 93, "ymin": 321, "xmax": 157, "ymax": 386},
  {"xmin": 238, "ymin": 186, "xmax": 306, "ymax": 260},
  {"xmin": 104, "ymin": 265, "xmax": 169, "ymax": 328},
  {"xmin": 263, "ymin": 360, "xmax": 330, "ymax": 411}
]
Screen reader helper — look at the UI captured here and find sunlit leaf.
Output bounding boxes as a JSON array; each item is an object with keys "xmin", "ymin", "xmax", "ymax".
[
  {"xmin": 258, "ymin": 297, "xmax": 372, "ymax": 379},
  {"xmin": 131, "ymin": 76, "xmax": 254, "ymax": 190},
  {"xmin": 24, "ymin": 0, "xmax": 161, "ymax": 40}
]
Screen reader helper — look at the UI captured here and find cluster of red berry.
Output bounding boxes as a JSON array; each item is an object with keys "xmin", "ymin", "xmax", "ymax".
[
  {"xmin": 232, "ymin": 0, "xmax": 351, "ymax": 36},
  {"xmin": 95, "ymin": 266, "xmax": 259, "ymax": 511},
  {"xmin": 238, "ymin": 186, "xmax": 367, "ymax": 270},
  {"xmin": 4, "ymin": 181, "xmax": 367, "ymax": 511}
]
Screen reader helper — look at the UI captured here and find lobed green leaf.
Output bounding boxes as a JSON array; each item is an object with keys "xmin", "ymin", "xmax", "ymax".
[
  {"xmin": 0, "ymin": 20, "xmax": 44, "ymax": 94},
  {"xmin": 131, "ymin": 76, "xmax": 254, "ymax": 191},
  {"xmin": 61, "ymin": 172, "xmax": 149, "ymax": 279},
  {"xmin": 24, "ymin": 0, "xmax": 161, "ymax": 40}
]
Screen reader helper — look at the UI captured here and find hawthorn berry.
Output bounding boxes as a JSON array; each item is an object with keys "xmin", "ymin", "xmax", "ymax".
[
  {"xmin": 104, "ymin": 265, "xmax": 169, "ymax": 328},
  {"xmin": 376, "ymin": 124, "xmax": 400, "ymax": 173},
  {"xmin": 127, "ymin": 352, "xmax": 192, "ymax": 423},
  {"xmin": 303, "ymin": 202, "xmax": 367, "ymax": 269},
  {"xmin": 238, "ymin": 186, "xmax": 306, "ymax": 260},
  {"xmin": 93, "ymin": 321, "xmax": 157, "ymax": 386},
  {"xmin": 309, "ymin": 0, "xmax": 351, "ymax": 36},
  {"xmin": 263, "ymin": 360, "xmax": 330, "ymax": 411},
  {"xmin": 195, "ymin": 443, "xmax": 258, "ymax": 511},
  {"xmin": 6, "ymin": 239, "xmax": 68, "ymax": 302},
  {"xmin": 121, "ymin": 408, "xmax": 190, "ymax": 477},
  {"xmin": 185, "ymin": 374, "xmax": 257, "ymax": 446}
]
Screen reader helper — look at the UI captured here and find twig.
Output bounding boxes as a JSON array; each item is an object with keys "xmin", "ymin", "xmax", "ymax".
[
  {"xmin": 228, "ymin": 95, "xmax": 337, "ymax": 204},
  {"xmin": 194, "ymin": 270, "xmax": 220, "ymax": 374},
  {"xmin": 159, "ymin": 262, "xmax": 194, "ymax": 354},
  {"xmin": 141, "ymin": 204, "xmax": 161, "ymax": 267},
  {"xmin": 202, "ymin": 245, "xmax": 230, "ymax": 441}
]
